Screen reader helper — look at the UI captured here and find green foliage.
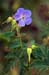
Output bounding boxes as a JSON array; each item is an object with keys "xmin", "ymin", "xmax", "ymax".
[
  {"xmin": 0, "ymin": 30, "xmax": 49, "ymax": 75},
  {"xmin": 0, "ymin": 0, "xmax": 49, "ymax": 75}
]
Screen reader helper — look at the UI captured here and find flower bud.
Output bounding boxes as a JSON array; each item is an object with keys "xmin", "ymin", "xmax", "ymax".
[
  {"xmin": 32, "ymin": 45, "xmax": 38, "ymax": 49},
  {"xmin": 7, "ymin": 17, "xmax": 13, "ymax": 22},
  {"xmin": 27, "ymin": 48, "xmax": 32, "ymax": 63},
  {"xmin": 11, "ymin": 20, "xmax": 16, "ymax": 31},
  {"xmin": 12, "ymin": 19, "xmax": 16, "ymax": 25}
]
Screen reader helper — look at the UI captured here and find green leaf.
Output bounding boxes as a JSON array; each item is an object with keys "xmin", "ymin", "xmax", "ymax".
[
  {"xmin": 0, "ymin": 31, "xmax": 15, "ymax": 42},
  {"xmin": 8, "ymin": 38, "xmax": 21, "ymax": 49},
  {"xmin": 0, "ymin": 31, "xmax": 15, "ymax": 37}
]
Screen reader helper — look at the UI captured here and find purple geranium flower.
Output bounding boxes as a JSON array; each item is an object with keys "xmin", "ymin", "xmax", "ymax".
[{"xmin": 13, "ymin": 8, "xmax": 32, "ymax": 27}]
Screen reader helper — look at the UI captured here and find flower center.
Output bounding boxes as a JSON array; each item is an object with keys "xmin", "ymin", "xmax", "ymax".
[{"xmin": 20, "ymin": 15, "xmax": 25, "ymax": 20}]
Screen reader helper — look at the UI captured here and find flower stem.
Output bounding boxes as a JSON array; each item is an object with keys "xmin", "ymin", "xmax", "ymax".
[{"xmin": 16, "ymin": 27, "xmax": 23, "ymax": 49}]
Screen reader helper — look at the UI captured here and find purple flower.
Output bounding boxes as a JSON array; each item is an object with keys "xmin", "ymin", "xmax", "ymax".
[{"xmin": 13, "ymin": 8, "xmax": 32, "ymax": 27}]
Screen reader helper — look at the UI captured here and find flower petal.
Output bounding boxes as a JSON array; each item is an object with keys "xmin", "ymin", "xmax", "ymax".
[
  {"xmin": 13, "ymin": 8, "xmax": 24, "ymax": 21},
  {"xmin": 24, "ymin": 10, "xmax": 32, "ymax": 17},
  {"xmin": 19, "ymin": 19, "xmax": 25, "ymax": 27},
  {"xmin": 13, "ymin": 14, "xmax": 20, "ymax": 21},
  {"xmin": 17, "ymin": 8, "xmax": 24, "ymax": 15},
  {"xmin": 25, "ymin": 17, "xmax": 32, "ymax": 25}
]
